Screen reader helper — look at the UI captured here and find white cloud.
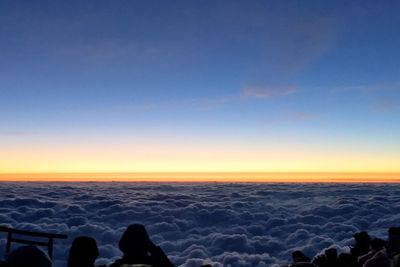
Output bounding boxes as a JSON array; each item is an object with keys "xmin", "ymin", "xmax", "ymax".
[{"xmin": 0, "ymin": 183, "xmax": 399, "ymax": 266}]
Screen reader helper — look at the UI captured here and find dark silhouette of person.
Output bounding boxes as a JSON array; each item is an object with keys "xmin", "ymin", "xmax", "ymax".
[
  {"xmin": 388, "ymin": 227, "xmax": 400, "ymax": 258},
  {"xmin": 358, "ymin": 238, "xmax": 387, "ymax": 266},
  {"xmin": 68, "ymin": 236, "xmax": 100, "ymax": 267},
  {"xmin": 312, "ymin": 248, "xmax": 337, "ymax": 267},
  {"xmin": 291, "ymin": 264, "xmax": 317, "ymax": 267},
  {"xmin": 391, "ymin": 228, "xmax": 400, "ymax": 267},
  {"xmin": 110, "ymin": 224, "xmax": 174, "ymax": 267},
  {"xmin": 324, "ymin": 248, "xmax": 338, "ymax": 266},
  {"xmin": 336, "ymin": 253, "xmax": 354, "ymax": 267},
  {"xmin": 351, "ymin": 231, "xmax": 371, "ymax": 259},
  {"xmin": 5, "ymin": 245, "xmax": 52, "ymax": 267},
  {"xmin": 292, "ymin": 250, "xmax": 311, "ymax": 263},
  {"xmin": 290, "ymin": 251, "xmax": 317, "ymax": 266}
]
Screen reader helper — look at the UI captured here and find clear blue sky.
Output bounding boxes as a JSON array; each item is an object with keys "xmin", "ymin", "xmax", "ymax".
[{"xmin": 1, "ymin": 1, "xmax": 399, "ymax": 174}]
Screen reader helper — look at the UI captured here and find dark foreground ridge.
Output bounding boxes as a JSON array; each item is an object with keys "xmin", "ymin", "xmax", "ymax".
[{"xmin": 1, "ymin": 225, "xmax": 400, "ymax": 267}]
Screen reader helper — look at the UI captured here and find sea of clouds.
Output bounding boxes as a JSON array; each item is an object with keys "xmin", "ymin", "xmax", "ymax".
[{"xmin": 1, "ymin": 182, "xmax": 400, "ymax": 267}]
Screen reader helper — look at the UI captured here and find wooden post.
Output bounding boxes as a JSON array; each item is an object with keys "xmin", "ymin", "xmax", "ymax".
[
  {"xmin": 6, "ymin": 232, "xmax": 12, "ymax": 254},
  {"xmin": 48, "ymin": 237, "xmax": 54, "ymax": 259}
]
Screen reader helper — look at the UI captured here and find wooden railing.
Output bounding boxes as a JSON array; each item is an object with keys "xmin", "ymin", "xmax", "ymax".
[{"xmin": 0, "ymin": 226, "xmax": 68, "ymax": 259}]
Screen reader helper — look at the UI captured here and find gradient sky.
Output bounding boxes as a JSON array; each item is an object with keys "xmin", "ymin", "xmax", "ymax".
[{"xmin": 1, "ymin": 1, "xmax": 399, "ymax": 175}]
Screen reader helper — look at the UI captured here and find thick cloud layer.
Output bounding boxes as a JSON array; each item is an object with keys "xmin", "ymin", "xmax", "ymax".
[{"xmin": 0, "ymin": 182, "xmax": 400, "ymax": 267}]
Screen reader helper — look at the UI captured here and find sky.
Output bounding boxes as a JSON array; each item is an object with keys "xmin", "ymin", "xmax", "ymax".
[{"xmin": 0, "ymin": 1, "xmax": 400, "ymax": 178}]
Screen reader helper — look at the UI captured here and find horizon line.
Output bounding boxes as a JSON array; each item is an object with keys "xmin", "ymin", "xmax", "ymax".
[{"xmin": 0, "ymin": 172, "xmax": 399, "ymax": 183}]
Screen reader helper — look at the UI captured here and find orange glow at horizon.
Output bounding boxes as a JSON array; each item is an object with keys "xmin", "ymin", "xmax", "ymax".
[
  {"xmin": 1, "ymin": 141, "xmax": 400, "ymax": 174},
  {"xmin": 1, "ymin": 139, "xmax": 400, "ymax": 182},
  {"xmin": 0, "ymin": 172, "xmax": 399, "ymax": 183}
]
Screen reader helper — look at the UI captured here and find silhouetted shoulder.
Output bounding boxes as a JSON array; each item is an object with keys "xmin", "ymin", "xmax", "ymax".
[{"xmin": 6, "ymin": 245, "xmax": 52, "ymax": 267}]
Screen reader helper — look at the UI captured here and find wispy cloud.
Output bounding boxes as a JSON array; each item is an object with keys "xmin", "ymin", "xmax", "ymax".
[
  {"xmin": 374, "ymin": 98, "xmax": 399, "ymax": 112},
  {"xmin": 291, "ymin": 111, "xmax": 316, "ymax": 121},
  {"xmin": 325, "ymin": 82, "xmax": 400, "ymax": 114},
  {"xmin": 120, "ymin": 85, "xmax": 298, "ymax": 112},
  {"xmin": 79, "ymin": 84, "xmax": 299, "ymax": 116},
  {"xmin": 328, "ymin": 82, "xmax": 400, "ymax": 94},
  {"xmin": 135, "ymin": 85, "xmax": 297, "ymax": 111},
  {"xmin": 242, "ymin": 85, "xmax": 296, "ymax": 99}
]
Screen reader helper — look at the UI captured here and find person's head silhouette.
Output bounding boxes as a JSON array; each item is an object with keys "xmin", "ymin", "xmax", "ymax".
[
  {"xmin": 119, "ymin": 224, "xmax": 151, "ymax": 258},
  {"xmin": 111, "ymin": 224, "xmax": 174, "ymax": 267},
  {"xmin": 68, "ymin": 236, "xmax": 99, "ymax": 267}
]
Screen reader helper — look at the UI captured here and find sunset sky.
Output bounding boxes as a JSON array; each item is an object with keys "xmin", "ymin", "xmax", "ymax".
[{"xmin": 0, "ymin": 1, "xmax": 399, "ymax": 180}]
